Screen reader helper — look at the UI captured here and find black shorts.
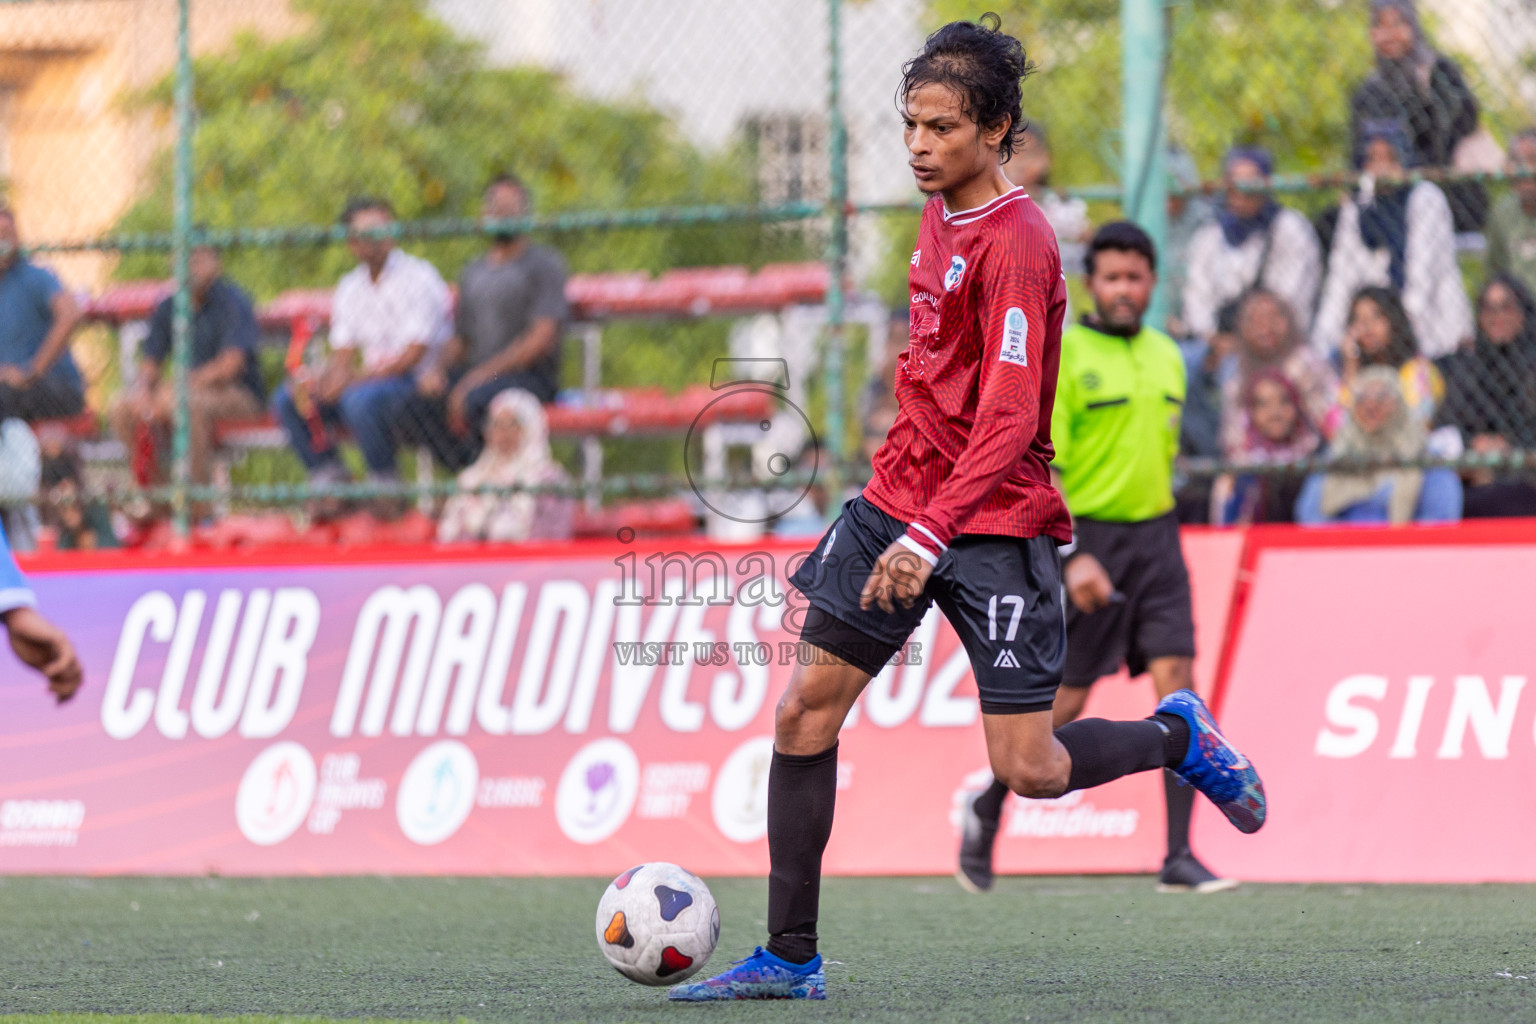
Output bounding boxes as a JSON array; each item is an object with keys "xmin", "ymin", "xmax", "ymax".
[
  {"xmin": 1062, "ymin": 512, "xmax": 1196, "ymax": 687},
  {"xmin": 787, "ymin": 496, "xmax": 1065, "ymax": 714}
]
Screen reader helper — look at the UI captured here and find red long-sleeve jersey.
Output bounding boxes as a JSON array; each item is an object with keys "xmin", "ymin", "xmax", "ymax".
[{"xmin": 863, "ymin": 186, "xmax": 1073, "ymax": 561}]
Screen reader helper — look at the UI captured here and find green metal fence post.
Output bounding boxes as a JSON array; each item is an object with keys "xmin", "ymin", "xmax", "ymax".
[
  {"xmin": 1120, "ymin": 0, "xmax": 1168, "ymax": 328},
  {"xmin": 170, "ymin": 0, "xmax": 194, "ymax": 535},
  {"xmin": 824, "ymin": 0, "xmax": 849, "ymax": 497}
]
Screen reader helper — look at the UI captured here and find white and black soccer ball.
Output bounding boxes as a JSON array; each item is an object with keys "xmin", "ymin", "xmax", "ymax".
[{"xmin": 594, "ymin": 862, "xmax": 720, "ymax": 985}]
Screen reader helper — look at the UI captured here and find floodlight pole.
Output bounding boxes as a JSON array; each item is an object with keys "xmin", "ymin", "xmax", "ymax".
[
  {"xmin": 824, "ymin": 0, "xmax": 848, "ymax": 498},
  {"xmin": 1121, "ymin": 0, "xmax": 1169, "ymax": 329}
]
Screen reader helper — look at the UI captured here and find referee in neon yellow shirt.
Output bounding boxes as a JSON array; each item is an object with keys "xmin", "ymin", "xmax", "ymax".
[{"xmin": 958, "ymin": 222, "xmax": 1234, "ymax": 894}]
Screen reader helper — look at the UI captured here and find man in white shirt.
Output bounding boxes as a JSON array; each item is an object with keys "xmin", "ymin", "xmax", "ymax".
[
  {"xmin": 1182, "ymin": 146, "xmax": 1322, "ymax": 343},
  {"xmin": 273, "ymin": 197, "xmax": 450, "ymax": 484}
]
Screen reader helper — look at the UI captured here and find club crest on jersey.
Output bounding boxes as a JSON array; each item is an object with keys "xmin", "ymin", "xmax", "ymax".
[
  {"xmin": 910, "ymin": 248, "xmax": 921, "ymax": 268},
  {"xmin": 944, "ymin": 255, "xmax": 967, "ymax": 292},
  {"xmin": 999, "ymin": 307, "xmax": 1028, "ymax": 367}
]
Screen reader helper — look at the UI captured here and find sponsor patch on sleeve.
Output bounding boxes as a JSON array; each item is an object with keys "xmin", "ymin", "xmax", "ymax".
[{"xmin": 999, "ymin": 307, "xmax": 1028, "ymax": 367}]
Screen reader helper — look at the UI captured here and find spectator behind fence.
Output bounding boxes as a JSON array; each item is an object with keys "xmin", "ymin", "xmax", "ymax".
[
  {"xmin": 1182, "ymin": 146, "xmax": 1321, "ymax": 343},
  {"xmin": 1350, "ymin": 0, "xmax": 1486, "ymax": 231},
  {"xmin": 109, "ymin": 244, "xmax": 265, "ymax": 487},
  {"xmin": 401, "ymin": 175, "xmax": 567, "ymax": 471},
  {"xmin": 1212, "ymin": 369, "xmax": 1322, "ymax": 526},
  {"xmin": 37, "ymin": 432, "xmax": 117, "ymax": 550},
  {"xmin": 1220, "ymin": 289, "xmax": 1339, "ymax": 461},
  {"xmin": 1163, "ymin": 146, "xmax": 1215, "ymax": 340},
  {"xmin": 1339, "ymin": 286, "xmax": 1445, "ymax": 437},
  {"xmin": 1296, "ymin": 366, "xmax": 1462, "ymax": 525},
  {"xmin": 1313, "ymin": 121, "xmax": 1471, "ymax": 360},
  {"xmin": 437, "ymin": 388, "xmax": 572, "ymax": 544},
  {"xmin": 274, "ymin": 197, "xmax": 450, "ymax": 488},
  {"xmin": 0, "ymin": 209, "xmax": 84, "ymax": 423},
  {"xmin": 1003, "ymin": 121, "xmax": 1090, "ymax": 274},
  {"xmin": 1436, "ymin": 275, "xmax": 1536, "ymax": 518},
  {"xmin": 1486, "ymin": 131, "xmax": 1536, "ymax": 297}
]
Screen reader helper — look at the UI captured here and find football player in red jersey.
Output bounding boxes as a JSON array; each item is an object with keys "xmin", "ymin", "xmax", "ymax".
[{"xmin": 670, "ymin": 15, "xmax": 1266, "ymax": 1003}]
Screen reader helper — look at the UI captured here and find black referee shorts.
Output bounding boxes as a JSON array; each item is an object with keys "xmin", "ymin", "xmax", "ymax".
[
  {"xmin": 1062, "ymin": 512, "xmax": 1196, "ymax": 688},
  {"xmin": 787, "ymin": 496, "xmax": 1066, "ymax": 714}
]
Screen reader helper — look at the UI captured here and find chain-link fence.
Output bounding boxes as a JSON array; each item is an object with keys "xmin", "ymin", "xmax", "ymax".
[{"xmin": 2, "ymin": 0, "xmax": 1535, "ymax": 550}]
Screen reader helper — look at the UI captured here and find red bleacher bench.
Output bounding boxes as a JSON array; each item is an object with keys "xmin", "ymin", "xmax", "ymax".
[{"xmin": 33, "ymin": 412, "xmax": 100, "ymax": 442}]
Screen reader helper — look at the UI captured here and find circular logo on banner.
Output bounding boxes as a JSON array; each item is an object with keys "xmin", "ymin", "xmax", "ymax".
[
  {"xmin": 236, "ymin": 742, "xmax": 318, "ymax": 846},
  {"xmin": 555, "ymin": 738, "xmax": 639, "ymax": 845},
  {"xmin": 396, "ymin": 741, "xmax": 479, "ymax": 846},
  {"xmin": 711, "ymin": 736, "xmax": 774, "ymax": 843}
]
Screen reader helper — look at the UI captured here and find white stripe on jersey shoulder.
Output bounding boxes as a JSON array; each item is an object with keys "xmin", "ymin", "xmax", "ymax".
[{"xmin": 942, "ymin": 186, "xmax": 1028, "ymax": 226}]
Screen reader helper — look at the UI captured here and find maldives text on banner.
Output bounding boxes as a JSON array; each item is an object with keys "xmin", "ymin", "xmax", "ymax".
[{"xmin": 0, "ymin": 533, "xmax": 1240, "ymax": 875}]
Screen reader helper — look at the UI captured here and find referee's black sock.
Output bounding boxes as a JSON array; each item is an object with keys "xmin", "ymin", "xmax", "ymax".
[
  {"xmin": 765, "ymin": 743, "xmax": 838, "ymax": 966},
  {"xmin": 1056, "ymin": 713, "xmax": 1189, "ymax": 792}
]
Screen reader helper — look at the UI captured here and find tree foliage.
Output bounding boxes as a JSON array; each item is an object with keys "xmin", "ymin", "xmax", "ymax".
[{"xmin": 116, "ymin": 0, "xmax": 804, "ymax": 300}]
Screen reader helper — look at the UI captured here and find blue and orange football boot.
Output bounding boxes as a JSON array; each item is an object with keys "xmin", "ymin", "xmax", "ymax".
[
  {"xmin": 1155, "ymin": 688, "xmax": 1266, "ymax": 834},
  {"xmin": 667, "ymin": 946, "xmax": 826, "ymax": 1001}
]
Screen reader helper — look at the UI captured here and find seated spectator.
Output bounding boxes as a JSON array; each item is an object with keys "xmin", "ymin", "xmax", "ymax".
[
  {"xmin": 1004, "ymin": 121, "xmax": 1091, "ymax": 275},
  {"xmin": 438, "ymin": 389, "xmax": 572, "ymax": 543},
  {"xmin": 1312, "ymin": 120, "xmax": 1471, "ymax": 360},
  {"xmin": 1295, "ymin": 366, "xmax": 1462, "ymax": 525},
  {"xmin": 1339, "ymin": 286, "xmax": 1445, "ymax": 435},
  {"xmin": 1182, "ymin": 146, "xmax": 1321, "ymax": 343},
  {"xmin": 1213, "ymin": 369, "xmax": 1322, "ymax": 526},
  {"xmin": 1486, "ymin": 131, "xmax": 1536, "ymax": 298},
  {"xmin": 273, "ymin": 197, "xmax": 450, "ymax": 488},
  {"xmin": 1220, "ymin": 289, "xmax": 1339, "ymax": 460},
  {"xmin": 399, "ymin": 175, "xmax": 566, "ymax": 471},
  {"xmin": 1350, "ymin": 0, "xmax": 1485, "ymax": 231},
  {"xmin": 0, "ymin": 209, "xmax": 84, "ymax": 423},
  {"xmin": 109, "ymin": 243, "xmax": 264, "ymax": 488},
  {"xmin": 1436, "ymin": 275, "xmax": 1536, "ymax": 517},
  {"xmin": 37, "ymin": 432, "xmax": 116, "ymax": 550}
]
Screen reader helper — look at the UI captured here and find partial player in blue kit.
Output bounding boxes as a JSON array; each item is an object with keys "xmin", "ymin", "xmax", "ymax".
[
  {"xmin": 669, "ymin": 14, "xmax": 1265, "ymax": 1003},
  {"xmin": 0, "ymin": 519, "xmax": 83, "ymax": 703}
]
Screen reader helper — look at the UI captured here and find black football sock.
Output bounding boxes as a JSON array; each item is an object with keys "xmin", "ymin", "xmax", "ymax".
[
  {"xmin": 974, "ymin": 777, "xmax": 1010, "ymax": 823},
  {"xmin": 1055, "ymin": 718, "xmax": 1168, "ymax": 792},
  {"xmin": 1152, "ymin": 711, "xmax": 1191, "ymax": 766},
  {"xmin": 1164, "ymin": 769, "xmax": 1195, "ymax": 859},
  {"xmin": 765, "ymin": 743, "xmax": 838, "ymax": 965}
]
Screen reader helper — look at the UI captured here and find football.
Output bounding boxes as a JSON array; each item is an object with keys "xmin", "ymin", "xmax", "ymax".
[{"xmin": 594, "ymin": 862, "xmax": 720, "ymax": 985}]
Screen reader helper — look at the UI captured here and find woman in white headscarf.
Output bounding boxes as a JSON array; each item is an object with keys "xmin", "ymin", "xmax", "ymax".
[
  {"xmin": 1295, "ymin": 366, "xmax": 1462, "ymax": 525},
  {"xmin": 438, "ymin": 388, "xmax": 573, "ymax": 543}
]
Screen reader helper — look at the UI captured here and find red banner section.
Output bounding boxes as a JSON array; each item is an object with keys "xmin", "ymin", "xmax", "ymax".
[
  {"xmin": 1196, "ymin": 521, "xmax": 1536, "ymax": 883},
  {"xmin": 1, "ymin": 531, "xmax": 1241, "ymax": 877}
]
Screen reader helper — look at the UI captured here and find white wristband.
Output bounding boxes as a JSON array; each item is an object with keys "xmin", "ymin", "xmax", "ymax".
[{"xmin": 896, "ymin": 534, "xmax": 940, "ymax": 567}]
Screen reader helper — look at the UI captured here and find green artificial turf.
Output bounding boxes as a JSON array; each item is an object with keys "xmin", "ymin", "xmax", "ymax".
[{"xmin": 1, "ymin": 876, "xmax": 1535, "ymax": 1022}]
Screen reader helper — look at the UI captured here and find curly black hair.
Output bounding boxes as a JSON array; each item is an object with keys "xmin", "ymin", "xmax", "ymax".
[{"xmin": 897, "ymin": 13, "xmax": 1035, "ymax": 161}]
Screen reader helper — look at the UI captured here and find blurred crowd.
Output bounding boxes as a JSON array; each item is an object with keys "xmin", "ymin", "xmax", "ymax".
[
  {"xmin": 865, "ymin": 0, "xmax": 1536, "ymax": 528},
  {"xmin": 3, "ymin": 0, "xmax": 1536, "ymax": 546}
]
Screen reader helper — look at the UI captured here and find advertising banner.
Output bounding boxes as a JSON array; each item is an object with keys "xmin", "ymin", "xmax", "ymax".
[
  {"xmin": 1195, "ymin": 526, "xmax": 1536, "ymax": 883},
  {"xmin": 1, "ymin": 531, "xmax": 1239, "ymax": 877}
]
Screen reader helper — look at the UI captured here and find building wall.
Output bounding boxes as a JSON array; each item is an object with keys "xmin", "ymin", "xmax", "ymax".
[{"xmin": 0, "ymin": 0, "xmax": 301, "ymax": 289}]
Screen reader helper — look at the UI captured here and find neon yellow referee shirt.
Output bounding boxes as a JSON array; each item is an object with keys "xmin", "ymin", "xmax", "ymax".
[{"xmin": 1050, "ymin": 321, "xmax": 1185, "ymax": 523}]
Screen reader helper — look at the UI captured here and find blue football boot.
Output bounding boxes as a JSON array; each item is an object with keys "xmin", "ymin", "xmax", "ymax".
[
  {"xmin": 1155, "ymin": 688, "xmax": 1266, "ymax": 834},
  {"xmin": 667, "ymin": 946, "xmax": 826, "ymax": 1001}
]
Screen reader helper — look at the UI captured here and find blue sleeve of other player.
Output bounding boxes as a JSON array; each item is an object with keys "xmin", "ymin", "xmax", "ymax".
[{"xmin": 0, "ymin": 517, "xmax": 36, "ymax": 615}]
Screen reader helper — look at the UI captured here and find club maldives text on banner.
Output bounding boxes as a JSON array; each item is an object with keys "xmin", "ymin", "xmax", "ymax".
[
  {"xmin": 0, "ymin": 533, "xmax": 1240, "ymax": 876},
  {"xmin": 1195, "ymin": 522, "xmax": 1536, "ymax": 884}
]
